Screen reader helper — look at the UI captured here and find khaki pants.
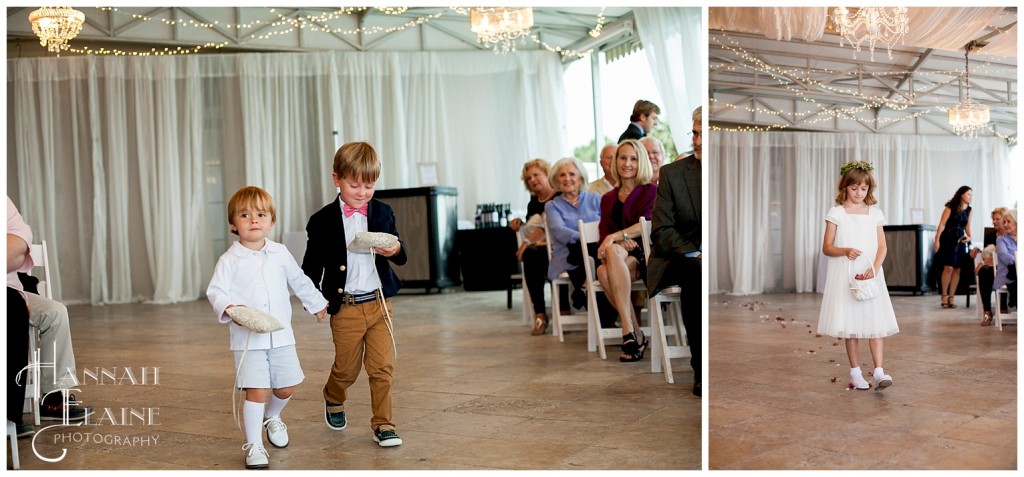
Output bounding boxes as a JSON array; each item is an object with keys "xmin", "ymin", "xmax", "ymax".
[{"xmin": 323, "ymin": 298, "xmax": 395, "ymax": 431}]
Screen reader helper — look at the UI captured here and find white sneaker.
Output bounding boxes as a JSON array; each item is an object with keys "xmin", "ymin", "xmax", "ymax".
[
  {"xmin": 263, "ymin": 416, "xmax": 289, "ymax": 448},
  {"xmin": 850, "ymin": 370, "xmax": 870, "ymax": 390},
  {"xmin": 242, "ymin": 442, "xmax": 269, "ymax": 469},
  {"xmin": 873, "ymin": 371, "xmax": 893, "ymax": 391}
]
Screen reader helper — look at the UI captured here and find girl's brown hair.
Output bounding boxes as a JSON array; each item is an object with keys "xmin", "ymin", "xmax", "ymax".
[{"xmin": 834, "ymin": 166, "xmax": 877, "ymax": 205}]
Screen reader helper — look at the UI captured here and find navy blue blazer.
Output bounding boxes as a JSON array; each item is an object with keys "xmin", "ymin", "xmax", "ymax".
[
  {"xmin": 301, "ymin": 196, "xmax": 408, "ymax": 315},
  {"xmin": 617, "ymin": 123, "xmax": 645, "ymax": 143}
]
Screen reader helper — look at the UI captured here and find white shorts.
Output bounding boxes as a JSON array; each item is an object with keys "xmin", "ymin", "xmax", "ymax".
[{"xmin": 232, "ymin": 345, "xmax": 304, "ymax": 390}]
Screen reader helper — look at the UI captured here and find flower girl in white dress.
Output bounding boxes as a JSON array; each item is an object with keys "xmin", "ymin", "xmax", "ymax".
[{"xmin": 818, "ymin": 162, "xmax": 899, "ymax": 391}]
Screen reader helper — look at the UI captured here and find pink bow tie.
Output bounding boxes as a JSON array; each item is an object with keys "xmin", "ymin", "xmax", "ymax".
[{"xmin": 343, "ymin": 203, "xmax": 368, "ymax": 217}]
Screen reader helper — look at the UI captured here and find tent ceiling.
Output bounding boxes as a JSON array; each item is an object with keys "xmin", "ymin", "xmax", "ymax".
[
  {"xmin": 709, "ymin": 7, "xmax": 1017, "ymax": 143},
  {"xmin": 6, "ymin": 6, "xmax": 637, "ymax": 64}
]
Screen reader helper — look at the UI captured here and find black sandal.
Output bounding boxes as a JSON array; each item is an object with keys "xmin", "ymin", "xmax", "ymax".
[{"xmin": 619, "ymin": 332, "xmax": 648, "ymax": 362}]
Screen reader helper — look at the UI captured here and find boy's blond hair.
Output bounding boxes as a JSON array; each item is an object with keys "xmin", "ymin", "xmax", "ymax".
[
  {"xmin": 227, "ymin": 186, "xmax": 276, "ymax": 234},
  {"xmin": 334, "ymin": 142, "xmax": 381, "ymax": 183}
]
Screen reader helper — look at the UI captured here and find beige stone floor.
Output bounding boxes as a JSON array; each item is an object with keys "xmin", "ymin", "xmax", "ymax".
[
  {"xmin": 10, "ymin": 289, "xmax": 699, "ymax": 471},
  {"xmin": 709, "ymin": 292, "xmax": 1017, "ymax": 470}
]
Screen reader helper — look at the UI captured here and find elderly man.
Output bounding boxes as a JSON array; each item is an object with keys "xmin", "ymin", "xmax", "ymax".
[
  {"xmin": 640, "ymin": 136, "xmax": 665, "ymax": 184},
  {"xmin": 618, "ymin": 99, "xmax": 660, "ymax": 143},
  {"xmin": 647, "ymin": 106, "xmax": 702, "ymax": 396},
  {"xmin": 7, "ymin": 197, "xmax": 92, "ymax": 425},
  {"xmin": 587, "ymin": 144, "xmax": 616, "ymax": 196}
]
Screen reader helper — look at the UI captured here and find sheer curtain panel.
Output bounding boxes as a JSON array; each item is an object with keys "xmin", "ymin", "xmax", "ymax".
[
  {"xmin": 8, "ymin": 50, "xmax": 567, "ymax": 304},
  {"xmin": 710, "ymin": 131, "xmax": 1012, "ymax": 295}
]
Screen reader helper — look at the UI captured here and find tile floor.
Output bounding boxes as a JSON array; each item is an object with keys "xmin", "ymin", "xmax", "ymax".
[
  {"xmin": 10, "ymin": 289, "xmax": 699, "ymax": 470},
  {"xmin": 709, "ymin": 292, "xmax": 1016, "ymax": 470}
]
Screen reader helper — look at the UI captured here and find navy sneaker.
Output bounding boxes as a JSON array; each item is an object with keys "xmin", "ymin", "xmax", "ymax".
[
  {"xmin": 373, "ymin": 428, "xmax": 402, "ymax": 447},
  {"xmin": 324, "ymin": 401, "xmax": 347, "ymax": 430}
]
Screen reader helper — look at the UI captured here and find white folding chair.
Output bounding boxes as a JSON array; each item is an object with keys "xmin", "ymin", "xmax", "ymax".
[
  {"xmin": 993, "ymin": 251, "xmax": 1017, "ymax": 331},
  {"xmin": 513, "ymin": 229, "xmax": 533, "ymax": 326},
  {"xmin": 545, "ymin": 224, "xmax": 586, "ymax": 340},
  {"xmin": 577, "ymin": 220, "xmax": 647, "ymax": 359},
  {"xmin": 639, "ymin": 218, "xmax": 691, "ymax": 383},
  {"xmin": 7, "ymin": 420, "xmax": 19, "ymax": 469},
  {"xmin": 22, "ymin": 241, "xmax": 52, "ymax": 426}
]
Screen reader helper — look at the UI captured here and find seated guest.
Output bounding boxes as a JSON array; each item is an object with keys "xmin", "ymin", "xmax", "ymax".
[
  {"xmin": 994, "ymin": 209, "xmax": 1018, "ymax": 312},
  {"xmin": 7, "ymin": 287, "xmax": 30, "ymax": 435},
  {"xmin": 545, "ymin": 157, "xmax": 602, "ymax": 310},
  {"xmin": 640, "ymin": 136, "xmax": 665, "ymax": 184},
  {"xmin": 648, "ymin": 105, "xmax": 702, "ymax": 395},
  {"xmin": 510, "ymin": 159, "xmax": 557, "ymax": 335},
  {"xmin": 7, "ymin": 196, "xmax": 92, "ymax": 422},
  {"xmin": 587, "ymin": 144, "xmax": 616, "ymax": 196},
  {"xmin": 976, "ymin": 207, "xmax": 1007, "ymax": 325},
  {"xmin": 595, "ymin": 139, "xmax": 657, "ymax": 362}
]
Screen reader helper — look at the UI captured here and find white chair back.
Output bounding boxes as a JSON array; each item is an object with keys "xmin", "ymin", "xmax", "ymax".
[
  {"xmin": 28, "ymin": 241, "xmax": 53, "ymax": 299},
  {"xmin": 514, "ymin": 228, "xmax": 532, "ymax": 325},
  {"xmin": 577, "ymin": 219, "xmax": 645, "ymax": 359},
  {"xmin": 639, "ymin": 217, "xmax": 691, "ymax": 384}
]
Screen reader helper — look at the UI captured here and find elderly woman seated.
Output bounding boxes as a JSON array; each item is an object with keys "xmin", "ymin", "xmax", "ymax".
[
  {"xmin": 510, "ymin": 158, "xmax": 557, "ymax": 335},
  {"xmin": 596, "ymin": 139, "xmax": 657, "ymax": 362},
  {"xmin": 995, "ymin": 209, "xmax": 1018, "ymax": 312},
  {"xmin": 545, "ymin": 157, "xmax": 602, "ymax": 310}
]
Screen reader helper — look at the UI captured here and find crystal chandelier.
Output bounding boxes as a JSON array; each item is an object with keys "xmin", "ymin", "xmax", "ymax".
[
  {"xmin": 948, "ymin": 43, "xmax": 990, "ymax": 139},
  {"xmin": 29, "ymin": 7, "xmax": 86, "ymax": 55},
  {"xmin": 832, "ymin": 7, "xmax": 909, "ymax": 61},
  {"xmin": 470, "ymin": 7, "xmax": 534, "ymax": 54}
]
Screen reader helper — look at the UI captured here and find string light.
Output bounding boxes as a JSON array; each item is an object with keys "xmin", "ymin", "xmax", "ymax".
[
  {"xmin": 709, "ymin": 30, "xmax": 1017, "ymax": 145},
  {"xmin": 77, "ymin": 7, "xmax": 611, "ymax": 59}
]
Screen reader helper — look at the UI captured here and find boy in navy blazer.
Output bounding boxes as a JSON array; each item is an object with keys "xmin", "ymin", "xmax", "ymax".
[{"xmin": 302, "ymin": 141, "xmax": 408, "ymax": 447}]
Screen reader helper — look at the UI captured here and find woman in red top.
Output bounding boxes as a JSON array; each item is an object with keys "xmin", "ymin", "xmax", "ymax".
[{"xmin": 596, "ymin": 139, "xmax": 657, "ymax": 362}]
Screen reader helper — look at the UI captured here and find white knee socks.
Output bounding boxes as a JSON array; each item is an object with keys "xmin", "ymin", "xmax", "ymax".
[
  {"xmin": 243, "ymin": 400, "xmax": 266, "ymax": 445},
  {"xmin": 265, "ymin": 395, "xmax": 289, "ymax": 419}
]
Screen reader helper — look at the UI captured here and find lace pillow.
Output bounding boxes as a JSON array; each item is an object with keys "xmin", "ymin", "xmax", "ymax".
[
  {"xmin": 349, "ymin": 231, "xmax": 398, "ymax": 254},
  {"xmin": 226, "ymin": 306, "xmax": 284, "ymax": 333}
]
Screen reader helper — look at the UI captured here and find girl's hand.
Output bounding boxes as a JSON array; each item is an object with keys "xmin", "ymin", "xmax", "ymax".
[
  {"xmin": 861, "ymin": 267, "xmax": 875, "ymax": 279},
  {"xmin": 315, "ymin": 307, "xmax": 328, "ymax": 323},
  {"xmin": 374, "ymin": 242, "xmax": 401, "ymax": 257},
  {"xmin": 933, "ymin": 241, "xmax": 940, "ymax": 252},
  {"xmin": 846, "ymin": 248, "xmax": 862, "ymax": 260}
]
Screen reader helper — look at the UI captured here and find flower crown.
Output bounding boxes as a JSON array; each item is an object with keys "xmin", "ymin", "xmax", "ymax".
[{"xmin": 840, "ymin": 161, "xmax": 874, "ymax": 176}]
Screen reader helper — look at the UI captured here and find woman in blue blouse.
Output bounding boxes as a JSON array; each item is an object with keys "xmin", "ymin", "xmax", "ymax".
[{"xmin": 545, "ymin": 157, "xmax": 602, "ymax": 310}]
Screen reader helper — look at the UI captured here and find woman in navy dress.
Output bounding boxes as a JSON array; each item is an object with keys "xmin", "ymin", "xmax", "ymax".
[{"xmin": 933, "ymin": 186, "xmax": 974, "ymax": 309}]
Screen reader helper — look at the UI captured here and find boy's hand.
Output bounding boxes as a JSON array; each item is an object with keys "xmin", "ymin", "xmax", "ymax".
[
  {"xmin": 374, "ymin": 242, "xmax": 401, "ymax": 257},
  {"xmin": 315, "ymin": 308, "xmax": 328, "ymax": 323}
]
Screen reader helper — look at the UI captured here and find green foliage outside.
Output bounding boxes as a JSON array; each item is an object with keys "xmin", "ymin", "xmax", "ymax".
[{"xmin": 572, "ymin": 119, "xmax": 682, "ymax": 164}]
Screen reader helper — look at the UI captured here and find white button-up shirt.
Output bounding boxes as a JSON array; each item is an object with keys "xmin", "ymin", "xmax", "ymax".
[
  {"xmin": 207, "ymin": 239, "xmax": 329, "ymax": 351},
  {"xmin": 341, "ymin": 199, "xmax": 380, "ymax": 295}
]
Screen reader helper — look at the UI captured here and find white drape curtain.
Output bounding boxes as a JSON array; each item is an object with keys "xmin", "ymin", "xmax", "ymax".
[
  {"xmin": 8, "ymin": 50, "xmax": 567, "ymax": 304},
  {"xmin": 710, "ymin": 130, "xmax": 1013, "ymax": 295},
  {"xmin": 635, "ymin": 7, "xmax": 702, "ymax": 149}
]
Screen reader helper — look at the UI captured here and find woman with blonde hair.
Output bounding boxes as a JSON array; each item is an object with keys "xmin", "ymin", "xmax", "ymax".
[{"xmin": 596, "ymin": 139, "xmax": 657, "ymax": 362}]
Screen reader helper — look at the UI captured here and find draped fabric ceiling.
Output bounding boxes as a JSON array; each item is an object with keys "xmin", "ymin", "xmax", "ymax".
[{"xmin": 709, "ymin": 7, "xmax": 1018, "ymax": 138}]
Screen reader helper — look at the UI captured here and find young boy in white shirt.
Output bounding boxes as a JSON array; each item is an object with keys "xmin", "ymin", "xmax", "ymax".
[{"xmin": 207, "ymin": 186, "xmax": 329, "ymax": 470}]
